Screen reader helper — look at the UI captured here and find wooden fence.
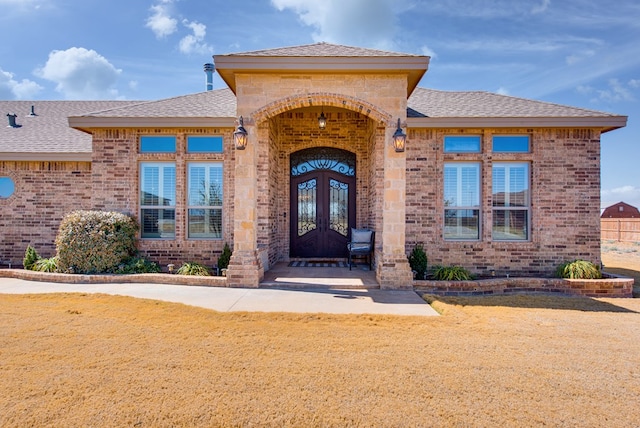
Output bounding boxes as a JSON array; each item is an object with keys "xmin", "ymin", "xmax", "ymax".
[{"xmin": 601, "ymin": 218, "xmax": 640, "ymax": 243}]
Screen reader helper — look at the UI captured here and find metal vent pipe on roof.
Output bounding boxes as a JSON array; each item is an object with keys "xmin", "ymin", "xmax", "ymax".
[
  {"xmin": 204, "ymin": 63, "xmax": 215, "ymax": 91},
  {"xmin": 28, "ymin": 105, "xmax": 37, "ymax": 116},
  {"xmin": 6, "ymin": 113, "xmax": 19, "ymax": 128}
]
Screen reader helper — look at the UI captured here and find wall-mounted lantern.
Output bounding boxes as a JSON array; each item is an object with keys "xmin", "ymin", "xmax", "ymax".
[
  {"xmin": 233, "ymin": 116, "xmax": 248, "ymax": 150},
  {"xmin": 392, "ymin": 118, "xmax": 406, "ymax": 152}
]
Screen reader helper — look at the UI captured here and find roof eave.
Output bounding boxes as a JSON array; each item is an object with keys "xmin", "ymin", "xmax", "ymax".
[
  {"xmin": 407, "ymin": 116, "xmax": 628, "ymax": 132},
  {"xmin": 69, "ymin": 116, "xmax": 237, "ymax": 132},
  {"xmin": 213, "ymin": 55, "xmax": 430, "ymax": 96},
  {"xmin": 0, "ymin": 152, "xmax": 92, "ymax": 162}
]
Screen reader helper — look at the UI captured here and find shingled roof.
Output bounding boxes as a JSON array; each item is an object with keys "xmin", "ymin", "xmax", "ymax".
[
  {"xmin": 68, "ymin": 89, "xmax": 237, "ymax": 132},
  {"xmin": 0, "ymin": 100, "xmax": 138, "ymax": 161},
  {"xmin": 225, "ymin": 42, "xmax": 420, "ymax": 57},
  {"xmin": 407, "ymin": 88, "xmax": 626, "ymax": 130}
]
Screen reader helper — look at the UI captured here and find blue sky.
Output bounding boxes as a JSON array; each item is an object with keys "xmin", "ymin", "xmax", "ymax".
[{"xmin": 1, "ymin": 0, "xmax": 638, "ymax": 209}]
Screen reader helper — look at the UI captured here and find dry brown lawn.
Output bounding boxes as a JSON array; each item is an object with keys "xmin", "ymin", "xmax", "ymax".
[
  {"xmin": 0, "ymin": 243, "xmax": 639, "ymax": 427},
  {"xmin": 602, "ymin": 239, "xmax": 640, "ymax": 297}
]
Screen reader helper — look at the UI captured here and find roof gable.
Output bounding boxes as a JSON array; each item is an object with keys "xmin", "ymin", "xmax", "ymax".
[{"xmin": 213, "ymin": 42, "xmax": 429, "ymax": 96}]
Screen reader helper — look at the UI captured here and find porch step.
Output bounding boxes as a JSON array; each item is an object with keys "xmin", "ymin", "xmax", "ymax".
[
  {"xmin": 259, "ymin": 280, "xmax": 380, "ymax": 290},
  {"xmin": 261, "ymin": 261, "xmax": 379, "ymax": 289}
]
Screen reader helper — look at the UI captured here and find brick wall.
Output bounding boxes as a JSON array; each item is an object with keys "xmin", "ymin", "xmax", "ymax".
[
  {"xmin": 90, "ymin": 127, "xmax": 236, "ymax": 269},
  {"xmin": 405, "ymin": 128, "xmax": 602, "ymax": 277},
  {"xmin": 0, "ymin": 161, "xmax": 92, "ymax": 265}
]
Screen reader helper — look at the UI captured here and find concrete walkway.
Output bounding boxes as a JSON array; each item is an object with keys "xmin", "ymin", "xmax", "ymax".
[{"xmin": 0, "ymin": 277, "xmax": 439, "ymax": 316}]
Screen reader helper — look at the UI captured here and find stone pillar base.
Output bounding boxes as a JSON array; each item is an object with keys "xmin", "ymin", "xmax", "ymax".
[
  {"xmin": 226, "ymin": 250, "xmax": 264, "ymax": 288},
  {"xmin": 376, "ymin": 257, "xmax": 413, "ymax": 290}
]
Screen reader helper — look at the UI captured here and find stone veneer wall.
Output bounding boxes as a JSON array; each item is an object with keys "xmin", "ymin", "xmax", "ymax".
[
  {"xmin": 405, "ymin": 127, "xmax": 602, "ymax": 277},
  {"xmin": 90, "ymin": 127, "xmax": 235, "ymax": 269},
  {"xmin": 0, "ymin": 161, "xmax": 92, "ymax": 265}
]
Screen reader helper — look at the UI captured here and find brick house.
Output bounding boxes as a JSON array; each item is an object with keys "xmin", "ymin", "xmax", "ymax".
[{"xmin": 0, "ymin": 43, "xmax": 627, "ymax": 288}]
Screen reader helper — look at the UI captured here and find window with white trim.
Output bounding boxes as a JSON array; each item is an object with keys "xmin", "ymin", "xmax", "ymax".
[
  {"xmin": 187, "ymin": 163, "xmax": 223, "ymax": 239},
  {"xmin": 492, "ymin": 162, "xmax": 530, "ymax": 240},
  {"xmin": 140, "ymin": 162, "xmax": 176, "ymax": 238},
  {"xmin": 444, "ymin": 162, "xmax": 481, "ymax": 240}
]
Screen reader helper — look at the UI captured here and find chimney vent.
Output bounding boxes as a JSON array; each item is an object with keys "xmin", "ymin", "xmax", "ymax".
[
  {"xmin": 204, "ymin": 63, "xmax": 215, "ymax": 91},
  {"xmin": 6, "ymin": 113, "xmax": 20, "ymax": 128},
  {"xmin": 28, "ymin": 105, "xmax": 37, "ymax": 117}
]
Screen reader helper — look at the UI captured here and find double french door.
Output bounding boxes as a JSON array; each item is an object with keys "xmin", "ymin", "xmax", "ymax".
[{"xmin": 290, "ymin": 148, "xmax": 356, "ymax": 258}]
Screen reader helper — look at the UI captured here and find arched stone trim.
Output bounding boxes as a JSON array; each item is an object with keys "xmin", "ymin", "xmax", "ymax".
[{"xmin": 252, "ymin": 93, "xmax": 393, "ymax": 126}]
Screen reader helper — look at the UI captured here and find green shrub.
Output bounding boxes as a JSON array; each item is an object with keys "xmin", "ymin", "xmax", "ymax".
[
  {"xmin": 408, "ymin": 244, "xmax": 428, "ymax": 280},
  {"xmin": 55, "ymin": 210, "xmax": 138, "ymax": 274},
  {"xmin": 177, "ymin": 262, "xmax": 211, "ymax": 276},
  {"xmin": 556, "ymin": 260, "xmax": 602, "ymax": 279},
  {"xmin": 217, "ymin": 242, "xmax": 232, "ymax": 271},
  {"xmin": 32, "ymin": 256, "xmax": 59, "ymax": 273},
  {"xmin": 112, "ymin": 256, "xmax": 161, "ymax": 274},
  {"xmin": 23, "ymin": 245, "xmax": 40, "ymax": 270},
  {"xmin": 432, "ymin": 265, "xmax": 473, "ymax": 281}
]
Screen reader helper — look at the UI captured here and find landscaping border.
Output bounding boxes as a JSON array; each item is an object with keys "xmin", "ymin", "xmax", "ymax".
[
  {"xmin": 0, "ymin": 269, "xmax": 228, "ymax": 287},
  {"xmin": 414, "ymin": 272, "xmax": 634, "ymax": 298}
]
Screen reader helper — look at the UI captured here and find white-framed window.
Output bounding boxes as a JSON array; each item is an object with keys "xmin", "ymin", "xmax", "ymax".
[
  {"xmin": 187, "ymin": 162, "xmax": 223, "ymax": 239},
  {"xmin": 444, "ymin": 162, "xmax": 481, "ymax": 240},
  {"xmin": 492, "ymin": 162, "xmax": 530, "ymax": 240},
  {"xmin": 140, "ymin": 162, "xmax": 176, "ymax": 239}
]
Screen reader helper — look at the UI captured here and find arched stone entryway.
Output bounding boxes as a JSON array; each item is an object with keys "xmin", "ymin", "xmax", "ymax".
[{"xmin": 226, "ymin": 93, "xmax": 413, "ymax": 289}]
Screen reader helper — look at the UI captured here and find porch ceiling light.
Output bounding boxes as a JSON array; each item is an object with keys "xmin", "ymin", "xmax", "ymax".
[
  {"xmin": 318, "ymin": 111, "xmax": 327, "ymax": 130},
  {"xmin": 392, "ymin": 118, "xmax": 406, "ymax": 152},
  {"xmin": 233, "ymin": 116, "xmax": 248, "ymax": 150}
]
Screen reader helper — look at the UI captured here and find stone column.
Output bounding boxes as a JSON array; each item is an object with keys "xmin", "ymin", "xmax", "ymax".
[
  {"xmin": 226, "ymin": 117, "xmax": 264, "ymax": 287},
  {"xmin": 376, "ymin": 119, "xmax": 413, "ymax": 289}
]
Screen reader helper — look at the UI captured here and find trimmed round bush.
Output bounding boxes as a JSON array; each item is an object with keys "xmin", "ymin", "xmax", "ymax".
[{"xmin": 55, "ymin": 210, "xmax": 138, "ymax": 274}]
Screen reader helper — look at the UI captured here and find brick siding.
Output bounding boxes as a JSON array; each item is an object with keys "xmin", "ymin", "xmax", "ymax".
[{"xmin": 0, "ymin": 161, "xmax": 92, "ymax": 265}]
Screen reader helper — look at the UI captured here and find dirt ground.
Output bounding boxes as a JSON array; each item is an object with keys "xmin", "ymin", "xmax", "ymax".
[
  {"xmin": 601, "ymin": 239, "xmax": 640, "ymax": 297},
  {"xmin": 0, "ymin": 243, "xmax": 639, "ymax": 427}
]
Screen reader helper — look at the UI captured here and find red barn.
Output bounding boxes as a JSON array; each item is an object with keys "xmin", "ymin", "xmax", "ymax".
[{"xmin": 601, "ymin": 202, "xmax": 640, "ymax": 218}]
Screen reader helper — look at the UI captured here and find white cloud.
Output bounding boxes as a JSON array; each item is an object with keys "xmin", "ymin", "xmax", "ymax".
[
  {"xmin": 531, "ymin": 0, "xmax": 551, "ymax": 15},
  {"xmin": 565, "ymin": 49, "xmax": 595, "ymax": 65},
  {"xmin": 602, "ymin": 186, "xmax": 640, "ymax": 210},
  {"xmin": 35, "ymin": 47, "xmax": 122, "ymax": 100},
  {"xmin": 146, "ymin": 1, "xmax": 177, "ymax": 39},
  {"xmin": 0, "ymin": 68, "xmax": 42, "ymax": 99},
  {"xmin": 179, "ymin": 20, "xmax": 213, "ymax": 55},
  {"xmin": 420, "ymin": 45, "xmax": 437, "ymax": 59},
  {"xmin": 496, "ymin": 87, "xmax": 510, "ymax": 95},
  {"xmin": 629, "ymin": 79, "xmax": 640, "ymax": 89},
  {"xmin": 596, "ymin": 78, "xmax": 635, "ymax": 103},
  {"xmin": 271, "ymin": 0, "xmax": 410, "ymax": 49}
]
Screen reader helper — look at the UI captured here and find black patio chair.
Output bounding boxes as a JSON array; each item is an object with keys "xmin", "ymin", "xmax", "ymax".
[{"xmin": 347, "ymin": 228, "xmax": 375, "ymax": 271}]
